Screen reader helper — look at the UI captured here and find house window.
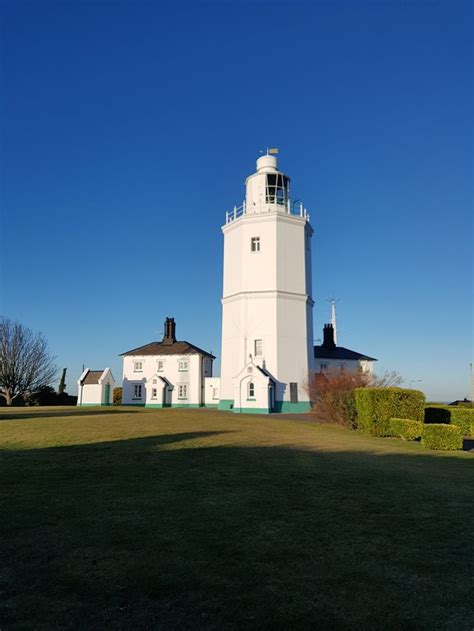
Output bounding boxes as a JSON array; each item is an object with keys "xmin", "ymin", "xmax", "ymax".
[
  {"xmin": 254, "ymin": 339, "xmax": 263, "ymax": 356},
  {"xmin": 178, "ymin": 384, "xmax": 188, "ymax": 399},
  {"xmin": 212, "ymin": 387, "xmax": 219, "ymax": 400},
  {"xmin": 251, "ymin": 237, "xmax": 260, "ymax": 252},
  {"xmin": 178, "ymin": 359, "xmax": 188, "ymax": 371},
  {"xmin": 320, "ymin": 363, "xmax": 328, "ymax": 372},
  {"xmin": 133, "ymin": 384, "xmax": 142, "ymax": 399},
  {"xmin": 248, "ymin": 382, "xmax": 255, "ymax": 399},
  {"xmin": 134, "ymin": 361, "xmax": 143, "ymax": 372},
  {"xmin": 290, "ymin": 382, "xmax": 298, "ymax": 403},
  {"xmin": 151, "ymin": 388, "xmax": 157, "ymax": 399},
  {"xmin": 157, "ymin": 360, "xmax": 164, "ymax": 371}
]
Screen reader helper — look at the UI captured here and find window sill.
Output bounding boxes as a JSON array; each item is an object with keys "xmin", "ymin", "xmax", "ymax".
[{"xmin": 247, "ymin": 398, "xmax": 256, "ymax": 401}]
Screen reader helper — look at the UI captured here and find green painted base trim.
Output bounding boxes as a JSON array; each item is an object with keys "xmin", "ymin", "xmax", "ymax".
[
  {"xmin": 145, "ymin": 403, "xmax": 164, "ymax": 408},
  {"xmin": 233, "ymin": 407, "xmax": 271, "ymax": 415},
  {"xmin": 273, "ymin": 401, "xmax": 312, "ymax": 413},
  {"xmin": 203, "ymin": 403, "xmax": 219, "ymax": 408},
  {"xmin": 122, "ymin": 403, "xmax": 146, "ymax": 407},
  {"xmin": 218, "ymin": 399, "xmax": 234, "ymax": 411}
]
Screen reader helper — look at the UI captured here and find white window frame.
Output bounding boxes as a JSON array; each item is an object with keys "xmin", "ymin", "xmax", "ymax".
[
  {"xmin": 151, "ymin": 388, "xmax": 157, "ymax": 399},
  {"xmin": 178, "ymin": 383, "xmax": 188, "ymax": 399},
  {"xmin": 133, "ymin": 361, "xmax": 143, "ymax": 372},
  {"xmin": 178, "ymin": 359, "xmax": 188, "ymax": 372},
  {"xmin": 157, "ymin": 359, "xmax": 164, "ymax": 372},
  {"xmin": 320, "ymin": 363, "xmax": 328, "ymax": 372},
  {"xmin": 248, "ymin": 382, "xmax": 255, "ymax": 399},
  {"xmin": 254, "ymin": 339, "xmax": 263, "ymax": 356},
  {"xmin": 251, "ymin": 237, "xmax": 260, "ymax": 252},
  {"xmin": 133, "ymin": 384, "xmax": 143, "ymax": 399},
  {"xmin": 212, "ymin": 387, "xmax": 219, "ymax": 400}
]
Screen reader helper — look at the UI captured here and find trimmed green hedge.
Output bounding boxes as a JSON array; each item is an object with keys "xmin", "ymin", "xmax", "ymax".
[
  {"xmin": 421, "ymin": 424, "xmax": 463, "ymax": 451},
  {"xmin": 389, "ymin": 418, "xmax": 423, "ymax": 441},
  {"xmin": 424, "ymin": 406, "xmax": 474, "ymax": 435},
  {"xmin": 354, "ymin": 388, "xmax": 425, "ymax": 436}
]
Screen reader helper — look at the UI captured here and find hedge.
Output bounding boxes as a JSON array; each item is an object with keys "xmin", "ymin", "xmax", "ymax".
[
  {"xmin": 421, "ymin": 424, "xmax": 463, "ymax": 451},
  {"xmin": 389, "ymin": 418, "xmax": 423, "ymax": 441},
  {"xmin": 424, "ymin": 406, "xmax": 474, "ymax": 435},
  {"xmin": 354, "ymin": 388, "xmax": 425, "ymax": 436}
]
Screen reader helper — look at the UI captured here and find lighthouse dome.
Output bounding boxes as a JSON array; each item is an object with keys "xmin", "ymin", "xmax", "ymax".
[{"xmin": 256, "ymin": 155, "xmax": 278, "ymax": 173}]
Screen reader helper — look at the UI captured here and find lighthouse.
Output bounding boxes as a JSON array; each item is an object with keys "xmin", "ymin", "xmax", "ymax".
[{"xmin": 218, "ymin": 152, "xmax": 314, "ymax": 413}]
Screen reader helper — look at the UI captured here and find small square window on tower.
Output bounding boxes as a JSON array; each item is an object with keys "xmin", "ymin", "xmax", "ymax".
[{"xmin": 251, "ymin": 237, "xmax": 260, "ymax": 252}]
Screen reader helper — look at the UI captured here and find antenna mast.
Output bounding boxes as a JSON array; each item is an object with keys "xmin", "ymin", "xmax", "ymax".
[{"xmin": 327, "ymin": 298, "xmax": 340, "ymax": 345}]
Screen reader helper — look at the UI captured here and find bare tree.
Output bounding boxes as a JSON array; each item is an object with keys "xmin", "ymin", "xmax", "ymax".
[{"xmin": 0, "ymin": 318, "xmax": 57, "ymax": 406}]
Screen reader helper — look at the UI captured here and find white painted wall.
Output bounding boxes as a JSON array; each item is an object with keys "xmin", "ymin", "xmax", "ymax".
[
  {"xmin": 315, "ymin": 358, "xmax": 374, "ymax": 375},
  {"xmin": 77, "ymin": 368, "xmax": 116, "ymax": 405},
  {"xmin": 204, "ymin": 377, "xmax": 220, "ymax": 406}
]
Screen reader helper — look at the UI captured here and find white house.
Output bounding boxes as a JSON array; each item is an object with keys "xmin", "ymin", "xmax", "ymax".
[
  {"xmin": 314, "ymin": 324, "xmax": 376, "ymax": 375},
  {"xmin": 219, "ymin": 152, "xmax": 314, "ymax": 413},
  {"xmin": 120, "ymin": 317, "xmax": 216, "ymax": 408},
  {"xmin": 77, "ymin": 368, "xmax": 116, "ymax": 406}
]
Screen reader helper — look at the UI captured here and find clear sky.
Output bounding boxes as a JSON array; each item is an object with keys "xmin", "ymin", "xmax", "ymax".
[{"xmin": 1, "ymin": 0, "xmax": 472, "ymax": 402}]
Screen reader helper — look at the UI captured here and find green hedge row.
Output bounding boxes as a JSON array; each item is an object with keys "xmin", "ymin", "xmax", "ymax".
[
  {"xmin": 424, "ymin": 406, "xmax": 474, "ymax": 435},
  {"xmin": 421, "ymin": 424, "xmax": 463, "ymax": 451},
  {"xmin": 389, "ymin": 418, "xmax": 423, "ymax": 441},
  {"xmin": 355, "ymin": 388, "xmax": 425, "ymax": 436}
]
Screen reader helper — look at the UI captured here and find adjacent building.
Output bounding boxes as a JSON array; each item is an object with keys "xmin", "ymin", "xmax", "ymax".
[
  {"xmin": 120, "ymin": 317, "xmax": 216, "ymax": 408},
  {"xmin": 314, "ymin": 324, "xmax": 376, "ymax": 375},
  {"xmin": 77, "ymin": 368, "xmax": 116, "ymax": 406}
]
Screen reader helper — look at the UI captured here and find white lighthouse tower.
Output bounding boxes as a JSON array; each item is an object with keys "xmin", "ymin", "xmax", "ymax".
[{"xmin": 218, "ymin": 152, "xmax": 314, "ymax": 414}]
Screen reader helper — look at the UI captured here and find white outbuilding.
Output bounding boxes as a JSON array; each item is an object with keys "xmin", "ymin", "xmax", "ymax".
[{"xmin": 77, "ymin": 368, "xmax": 116, "ymax": 406}]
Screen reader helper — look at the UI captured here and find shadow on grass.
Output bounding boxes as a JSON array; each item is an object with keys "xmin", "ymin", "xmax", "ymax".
[
  {"xmin": 0, "ymin": 408, "xmax": 140, "ymax": 421},
  {"xmin": 1, "ymin": 430, "xmax": 473, "ymax": 630}
]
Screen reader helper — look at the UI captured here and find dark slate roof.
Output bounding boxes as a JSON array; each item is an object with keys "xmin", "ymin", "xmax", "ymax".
[
  {"xmin": 120, "ymin": 340, "xmax": 215, "ymax": 359},
  {"xmin": 81, "ymin": 370, "xmax": 104, "ymax": 385},
  {"xmin": 314, "ymin": 346, "xmax": 377, "ymax": 361}
]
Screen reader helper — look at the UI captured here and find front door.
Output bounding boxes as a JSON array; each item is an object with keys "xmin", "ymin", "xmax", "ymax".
[
  {"xmin": 104, "ymin": 383, "xmax": 110, "ymax": 406},
  {"xmin": 268, "ymin": 383, "xmax": 275, "ymax": 412}
]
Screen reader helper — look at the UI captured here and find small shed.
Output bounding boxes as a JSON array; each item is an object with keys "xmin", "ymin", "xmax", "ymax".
[{"xmin": 77, "ymin": 368, "xmax": 116, "ymax": 406}]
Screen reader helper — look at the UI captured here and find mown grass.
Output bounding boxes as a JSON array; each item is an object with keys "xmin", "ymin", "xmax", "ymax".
[{"xmin": 1, "ymin": 406, "xmax": 473, "ymax": 630}]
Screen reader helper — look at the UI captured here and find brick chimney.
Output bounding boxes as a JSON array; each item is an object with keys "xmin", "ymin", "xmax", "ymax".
[
  {"xmin": 322, "ymin": 323, "xmax": 336, "ymax": 348},
  {"xmin": 162, "ymin": 317, "xmax": 176, "ymax": 345}
]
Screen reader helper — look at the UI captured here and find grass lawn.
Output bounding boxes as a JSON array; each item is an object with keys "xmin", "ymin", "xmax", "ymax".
[{"xmin": 1, "ymin": 407, "xmax": 473, "ymax": 630}]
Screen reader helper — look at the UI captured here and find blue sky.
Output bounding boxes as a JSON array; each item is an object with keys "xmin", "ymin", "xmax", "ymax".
[{"xmin": 1, "ymin": 0, "xmax": 472, "ymax": 401}]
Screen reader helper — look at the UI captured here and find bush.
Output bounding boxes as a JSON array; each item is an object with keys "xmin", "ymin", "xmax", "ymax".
[
  {"xmin": 307, "ymin": 370, "xmax": 372, "ymax": 428},
  {"xmin": 113, "ymin": 387, "xmax": 122, "ymax": 406},
  {"xmin": 389, "ymin": 418, "xmax": 423, "ymax": 441},
  {"xmin": 355, "ymin": 387, "xmax": 425, "ymax": 436},
  {"xmin": 421, "ymin": 424, "xmax": 463, "ymax": 451},
  {"xmin": 424, "ymin": 406, "xmax": 474, "ymax": 435}
]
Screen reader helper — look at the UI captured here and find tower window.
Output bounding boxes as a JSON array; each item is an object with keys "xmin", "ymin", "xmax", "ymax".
[
  {"xmin": 248, "ymin": 382, "xmax": 255, "ymax": 399},
  {"xmin": 266, "ymin": 173, "xmax": 288, "ymax": 205},
  {"xmin": 251, "ymin": 237, "xmax": 260, "ymax": 252},
  {"xmin": 254, "ymin": 339, "xmax": 263, "ymax": 356}
]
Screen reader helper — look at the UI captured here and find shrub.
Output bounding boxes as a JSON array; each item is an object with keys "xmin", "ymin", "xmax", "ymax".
[
  {"xmin": 424, "ymin": 406, "xmax": 474, "ymax": 435},
  {"xmin": 421, "ymin": 424, "xmax": 463, "ymax": 451},
  {"xmin": 113, "ymin": 387, "xmax": 122, "ymax": 406},
  {"xmin": 355, "ymin": 387, "xmax": 425, "ymax": 436},
  {"xmin": 389, "ymin": 418, "xmax": 423, "ymax": 441},
  {"xmin": 307, "ymin": 370, "xmax": 372, "ymax": 428}
]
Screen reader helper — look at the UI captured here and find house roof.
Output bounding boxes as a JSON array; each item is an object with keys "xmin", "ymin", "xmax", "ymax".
[
  {"xmin": 81, "ymin": 370, "xmax": 105, "ymax": 385},
  {"xmin": 314, "ymin": 346, "xmax": 377, "ymax": 361},
  {"xmin": 120, "ymin": 340, "xmax": 215, "ymax": 359}
]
